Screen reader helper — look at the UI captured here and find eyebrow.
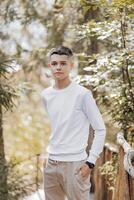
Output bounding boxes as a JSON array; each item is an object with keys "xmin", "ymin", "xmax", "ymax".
[{"xmin": 51, "ymin": 61, "xmax": 67, "ymax": 63}]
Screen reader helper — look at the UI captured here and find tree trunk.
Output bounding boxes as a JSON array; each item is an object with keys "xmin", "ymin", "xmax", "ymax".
[
  {"xmin": 0, "ymin": 105, "xmax": 8, "ymax": 200},
  {"xmin": 84, "ymin": 2, "xmax": 99, "ymax": 55}
]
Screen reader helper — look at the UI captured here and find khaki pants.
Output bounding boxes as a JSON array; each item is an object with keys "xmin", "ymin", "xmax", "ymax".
[{"xmin": 44, "ymin": 158, "xmax": 91, "ymax": 200}]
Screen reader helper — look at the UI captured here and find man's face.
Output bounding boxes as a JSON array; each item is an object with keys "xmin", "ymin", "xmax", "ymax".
[{"xmin": 49, "ymin": 54, "xmax": 73, "ymax": 80}]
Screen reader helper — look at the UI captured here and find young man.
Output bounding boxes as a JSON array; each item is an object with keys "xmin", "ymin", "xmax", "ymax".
[{"xmin": 41, "ymin": 46, "xmax": 106, "ymax": 200}]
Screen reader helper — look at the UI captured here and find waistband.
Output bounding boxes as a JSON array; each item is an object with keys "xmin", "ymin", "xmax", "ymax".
[
  {"xmin": 48, "ymin": 158, "xmax": 87, "ymax": 164},
  {"xmin": 48, "ymin": 150, "xmax": 87, "ymax": 162}
]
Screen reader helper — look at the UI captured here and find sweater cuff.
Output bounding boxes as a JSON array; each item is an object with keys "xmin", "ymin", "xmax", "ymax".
[{"xmin": 86, "ymin": 154, "xmax": 99, "ymax": 165}]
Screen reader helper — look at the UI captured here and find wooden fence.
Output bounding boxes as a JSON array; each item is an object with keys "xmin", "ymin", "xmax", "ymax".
[{"xmin": 91, "ymin": 143, "xmax": 134, "ymax": 200}]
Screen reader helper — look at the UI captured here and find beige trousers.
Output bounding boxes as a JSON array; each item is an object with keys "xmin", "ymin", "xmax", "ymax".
[{"xmin": 43, "ymin": 158, "xmax": 91, "ymax": 200}]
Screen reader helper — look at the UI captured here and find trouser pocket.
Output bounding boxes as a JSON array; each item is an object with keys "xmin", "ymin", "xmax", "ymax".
[{"xmin": 74, "ymin": 159, "xmax": 91, "ymax": 192}]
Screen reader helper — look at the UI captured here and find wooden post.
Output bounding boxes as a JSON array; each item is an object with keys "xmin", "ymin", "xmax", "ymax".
[
  {"xmin": 93, "ymin": 147, "xmax": 107, "ymax": 200},
  {"xmin": 129, "ymin": 174, "xmax": 134, "ymax": 200},
  {"xmin": 114, "ymin": 146, "xmax": 130, "ymax": 200},
  {"xmin": 91, "ymin": 139, "xmax": 134, "ymax": 200}
]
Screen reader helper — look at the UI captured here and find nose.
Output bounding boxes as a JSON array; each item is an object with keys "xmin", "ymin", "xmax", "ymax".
[{"xmin": 56, "ymin": 64, "xmax": 62, "ymax": 70}]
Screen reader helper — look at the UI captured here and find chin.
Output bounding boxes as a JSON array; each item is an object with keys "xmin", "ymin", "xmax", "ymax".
[
  {"xmin": 54, "ymin": 75, "xmax": 66, "ymax": 80},
  {"xmin": 55, "ymin": 77, "xmax": 65, "ymax": 81}
]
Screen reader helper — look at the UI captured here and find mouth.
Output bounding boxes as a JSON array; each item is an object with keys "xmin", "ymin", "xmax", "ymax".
[{"xmin": 54, "ymin": 72, "xmax": 63, "ymax": 75}]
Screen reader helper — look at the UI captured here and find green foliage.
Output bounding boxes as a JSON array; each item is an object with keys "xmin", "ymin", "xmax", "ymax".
[
  {"xmin": 112, "ymin": 0, "xmax": 134, "ymax": 7},
  {"xmin": 4, "ymin": 85, "xmax": 50, "ymax": 157},
  {"xmin": 76, "ymin": 0, "xmax": 134, "ymax": 139},
  {"xmin": 7, "ymin": 155, "xmax": 42, "ymax": 200},
  {"xmin": 99, "ymin": 154, "xmax": 118, "ymax": 191},
  {"xmin": 80, "ymin": 0, "xmax": 107, "ymax": 15},
  {"xmin": 0, "ymin": 56, "xmax": 18, "ymax": 111},
  {"xmin": 7, "ymin": 159, "xmax": 31, "ymax": 200}
]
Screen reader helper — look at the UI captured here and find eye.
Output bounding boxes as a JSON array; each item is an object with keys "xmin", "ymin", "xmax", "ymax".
[
  {"xmin": 51, "ymin": 62, "xmax": 57, "ymax": 66},
  {"xmin": 61, "ymin": 62, "xmax": 66, "ymax": 66}
]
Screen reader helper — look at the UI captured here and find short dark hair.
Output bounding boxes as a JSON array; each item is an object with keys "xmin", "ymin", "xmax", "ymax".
[{"xmin": 49, "ymin": 46, "xmax": 73, "ymax": 57}]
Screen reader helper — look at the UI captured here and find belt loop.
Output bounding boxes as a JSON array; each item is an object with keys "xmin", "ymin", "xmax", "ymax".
[{"xmin": 49, "ymin": 158, "xmax": 59, "ymax": 164}]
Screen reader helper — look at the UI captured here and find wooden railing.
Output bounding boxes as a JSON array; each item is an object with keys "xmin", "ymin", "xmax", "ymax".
[{"xmin": 91, "ymin": 135, "xmax": 134, "ymax": 200}]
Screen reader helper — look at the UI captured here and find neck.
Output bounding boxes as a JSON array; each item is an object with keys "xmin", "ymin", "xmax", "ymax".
[{"xmin": 54, "ymin": 78, "xmax": 72, "ymax": 89}]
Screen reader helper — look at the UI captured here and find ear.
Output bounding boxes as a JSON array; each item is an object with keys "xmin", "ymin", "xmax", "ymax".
[{"xmin": 48, "ymin": 63, "xmax": 51, "ymax": 67}]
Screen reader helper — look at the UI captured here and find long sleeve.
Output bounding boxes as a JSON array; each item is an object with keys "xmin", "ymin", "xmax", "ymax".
[{"xmin": 82, "ymin": 90, "xmax": 106, "ymax": 164}]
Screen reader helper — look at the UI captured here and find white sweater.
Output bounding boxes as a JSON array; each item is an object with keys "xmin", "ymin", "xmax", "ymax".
[{"xmin": 41, "ymin": 81, "xmax": 106, "ymax": 164}]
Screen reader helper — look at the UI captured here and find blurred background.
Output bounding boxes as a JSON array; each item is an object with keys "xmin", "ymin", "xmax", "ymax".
[{"xmin": 0, "ymin": 0, "xmax": 134, "ymax": 199}]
